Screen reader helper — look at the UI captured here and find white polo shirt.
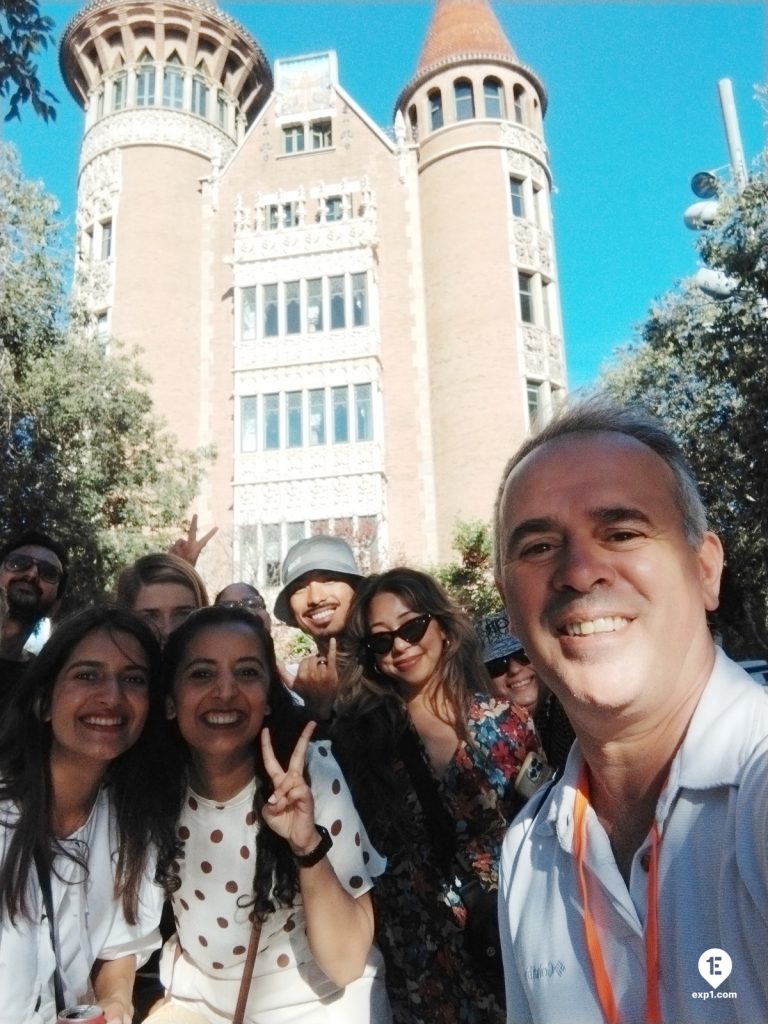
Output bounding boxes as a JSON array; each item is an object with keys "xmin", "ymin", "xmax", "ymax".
[{"xmin": 500, "ymin": 649, "xmax": 768, "ymax": 1024}]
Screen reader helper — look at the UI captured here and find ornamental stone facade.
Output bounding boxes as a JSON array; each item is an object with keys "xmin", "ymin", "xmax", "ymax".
[{"xmin": 60, "ymin": 0, "xmax": 567, "ymax": 599}]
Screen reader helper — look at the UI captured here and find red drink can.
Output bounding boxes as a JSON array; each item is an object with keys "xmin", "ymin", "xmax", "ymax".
[{"xmin": 57, "ymin": 1007, "xmax": 107, "ymax": 1023}]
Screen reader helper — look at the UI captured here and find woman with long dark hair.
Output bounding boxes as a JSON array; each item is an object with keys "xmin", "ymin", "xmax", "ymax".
[
  {"xmin": 332, "ymin": 568, "xmax": 545, "ymax": 1024},
  {"xmin": 0, "ymin": 606, "xmax": 174, "ymax": 1024},
  {"xmin": 152, "ymin": 605, "xmax": 390, "ymax": 1024}
]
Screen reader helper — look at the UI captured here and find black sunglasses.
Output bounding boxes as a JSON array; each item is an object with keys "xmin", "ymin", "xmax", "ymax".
[
  {"xmin": 485, "ymin": 651, "xmax": 530, "ymax": 678},
  {"xmin": 3, "ymin": 553, "xmax": 62, "ymax": 585},
  {"xmin": 365, "ymin": 613, "xmax": 433, "ymax": 656},
  {"xmin": 220, "ymin": 597, "xmax": 267, "ymax": 611}
]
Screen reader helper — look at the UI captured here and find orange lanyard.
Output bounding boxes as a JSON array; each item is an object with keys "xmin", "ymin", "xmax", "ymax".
[{"xmin": 572, "ymin": 768, "xmax": 662, "ymax": 1024}]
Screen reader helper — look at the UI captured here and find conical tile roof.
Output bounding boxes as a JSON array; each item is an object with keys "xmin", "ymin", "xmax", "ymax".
[{"xmin": 417, "ymin": 0, "xmax": 517, "ymax": 72}]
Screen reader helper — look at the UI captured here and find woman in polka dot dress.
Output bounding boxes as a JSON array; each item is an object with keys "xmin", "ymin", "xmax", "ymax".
[
  {"xmin": 151, "ymin": 605, "xmax": 391, "ymax": 1024},
  {"xmin": 332, "ymin": 569, "xmax": 545, "ymax": 1024}
]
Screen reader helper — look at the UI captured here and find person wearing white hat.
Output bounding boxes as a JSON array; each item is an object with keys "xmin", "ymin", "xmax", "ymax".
[{"xmin": 274, "ymin": 537, "xmax": 364, "ymax": 719}]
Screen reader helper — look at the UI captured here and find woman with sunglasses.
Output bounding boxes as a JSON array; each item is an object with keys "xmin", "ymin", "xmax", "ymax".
[
  {"xmin": 476, "ymin": 610, "xmax": 575, "ymax": 777},
  {"xmin": 0, "ymin": 606, "xmax": 174, "ymax": 1024},
  {"xmin": 332, "ymin": 568, "xmax": 544, "ymax": 1024}
]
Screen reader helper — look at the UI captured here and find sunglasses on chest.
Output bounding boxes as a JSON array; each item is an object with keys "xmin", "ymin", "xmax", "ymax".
[{"xmin": 364, "ymin": 613, "xmax": 433, "ymax": 656}]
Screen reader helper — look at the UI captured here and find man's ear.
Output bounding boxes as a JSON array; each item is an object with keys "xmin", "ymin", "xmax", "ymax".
[
  {"xmin": 165, "ymin": 696, "xmax": 177, "ymax": 720},
  {"xmin": 698, "ymin": 531, "xmax": 725, "ymax": 612}
]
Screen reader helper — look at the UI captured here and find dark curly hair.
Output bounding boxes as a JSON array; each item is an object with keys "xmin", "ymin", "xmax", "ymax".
[
  {"xmin": 159, "ymin": 605, "xmax": 309, "ymax": 919},
  {"xmin": 0, "ymin": 605, "xmax": 178, "ymax": 925}
]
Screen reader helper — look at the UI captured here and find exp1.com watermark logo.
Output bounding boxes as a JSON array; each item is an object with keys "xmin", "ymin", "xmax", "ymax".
[{"xmin": 691, "ymin": 948, "xmax": 738, "ymax": 1001}]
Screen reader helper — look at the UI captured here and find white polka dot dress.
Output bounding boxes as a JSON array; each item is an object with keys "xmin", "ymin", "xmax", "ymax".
[{"xmin": 159, "ymin": 741, "xmax": 392, "ymax": 1023}]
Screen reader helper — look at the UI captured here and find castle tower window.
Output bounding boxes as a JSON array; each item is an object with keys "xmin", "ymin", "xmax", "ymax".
[
  {"xmin": 309, "ymin": 388, "xmax": 326, "ymax": 444},
  {"xmin": 100, "ymin": 220, "xmax": 113, "ymax": 260},
  {"xmin": 454, "ymin": 78, "xmax": 475, "ymax": 121},
  {"xmin": 354, "ymin": 384, "xmax": 373, "ymax": 442},
  {"xmin": 286, "ymin": 390, "xmax": 303, "ymax": 447},
  {"xmin": 192, "ymin": 70, "xmax": 209, "ymax": 117},
  {"xmin": 324, "ymin": 195, "xmax": 343, "ymax": 222},
  {"xmin": 135, "ymin": 52, "xmax": 156, "ymax": 106},
  {"xmin": 263, "ymin": 284, "xmax": 278, "ymax": 337},
  {"xmin": 112, "ymin": 70, "xmax": 127, "ymax": 111},
  {"xmin": 513, "ymin": 85, "xmax": 525, "ymax": 125},
  {"xmin": 240, "ymin": 396, "xmax": 257, "ymax": 451},
  {"xmin": 352, "ymin": 272, "xmax": 368, "ymax": 327},
  {"xmin": 263, "ymin": 524, "xmax": 281, "ymax": 585},
  {"xmin": 307, "ymin": 278, "xmax": 323, "ymax": 332},
  {"xmin": 241, "ymin": 286, "xmax": 256, "ymax": 340},
  {"xmin": 263, "ymin": 393, "xmax": 279, "ymax": 449},
  {"xmin": 163, "ymin": 54, "xmax": 184, "ymax": 109},
  {"xmin": 509, "ymin": 178, "xmax": 525, "ymax": 218},
  {"xmin": 408, "ymin": 105, "xmax": 418, "ymax": 140},
  {"xmin": 285, "ymin": 281, "xmax": 301, "ymax": 334},
  {"xmin": 329, "ymin": 275, "xmax": 345, "ymax": 329},
  {"xmin": 312, "ymin": 119, "xmax": 332, "ymax": 149},
  {"xmin": 332, "ymin": 386, "xmax": 349, "ymax": 443},
  {"xmin": 217, "ymin": 90, "xmax": 228, "ymax": 129},
  {"xmin": 484, "ymin": 77, "xmax": 505, "ymax": 118},
  {"xmin": 428, "ymin": 88, "xmax": 443, "ymax": 130},
  {"xmin": 518, "ymin": 272, "xmax": 534, "ymax": 323},
  {"xmin": 283, "ymin": 125, "xmax": 305, "ymax": 154},
  {"xmin": 526, "ymin": 380, "xmax": 543, "ymax": 424}
]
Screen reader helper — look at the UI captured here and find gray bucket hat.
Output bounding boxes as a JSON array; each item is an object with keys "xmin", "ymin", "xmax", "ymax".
[
  {"xmin": 274, "ymin": 536, "xmax": 363, "ymax": 627},
  {"xmin": 474, "ymin": 610, "xmax": 524, "ymax": 663}
]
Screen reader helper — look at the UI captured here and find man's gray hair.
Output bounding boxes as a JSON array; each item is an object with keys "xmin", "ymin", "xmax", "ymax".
[{"xmin": 493, "ymin": 396, "xmax": 709, "ymax": 576}]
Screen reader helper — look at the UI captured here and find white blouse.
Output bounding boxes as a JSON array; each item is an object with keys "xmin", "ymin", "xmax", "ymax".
[
  {"xmin": 161, "ymin": 740, "xmax": 392, "ymax": 1023},
  {"xmin": 0, "ymin": 788, "xmax": 163, "ymax": 1024}
]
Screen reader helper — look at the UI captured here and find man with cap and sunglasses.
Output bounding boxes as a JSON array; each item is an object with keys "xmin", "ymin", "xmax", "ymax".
[
  {"xmin": 274, "ymin": 535, "xmax": 364, "ymax": 720},
  {"xmin": 0, "ymin": 530, "xmax": 68, "ymax": 697}
]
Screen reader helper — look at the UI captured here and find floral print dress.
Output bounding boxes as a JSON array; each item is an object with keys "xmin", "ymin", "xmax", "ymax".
[{"xmin": 343, "ymin": 696, "xmax": 542, "ymax": 1024}]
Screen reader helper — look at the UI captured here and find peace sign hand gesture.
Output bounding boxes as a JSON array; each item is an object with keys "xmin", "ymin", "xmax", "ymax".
[{"xmin": 261, "ymin": 721, "xmax": 319, "ymax": 855}]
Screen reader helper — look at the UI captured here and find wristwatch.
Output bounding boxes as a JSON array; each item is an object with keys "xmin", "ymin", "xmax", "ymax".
[{"xmin": 294, "ymin": 824, "xmax": 333, "ymax": 868}]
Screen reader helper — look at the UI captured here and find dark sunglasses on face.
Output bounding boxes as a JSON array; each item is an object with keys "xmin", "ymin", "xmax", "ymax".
[
  {"xmin": 485, "ymin": 650, "xmax": 530, "ymax": 679},
  {"xmin": 3, "ymin": 553, "xmax": 62, "ymax": 585},
  {"xmin": 365, "ymin": 613, "xmax": 433, "ymax": 656},
  {"xmin": 220, "ymin": 597, "xmax": 267, "ymax": 611}
]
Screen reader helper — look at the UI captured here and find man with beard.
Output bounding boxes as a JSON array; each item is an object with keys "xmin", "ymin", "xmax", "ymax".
[
  {"xmin": 0, "ymin": 531, "xmax": 68, "ymax": 697},
  {"xmin": 274, "ymin": 536, "xmax": 363, "ymax": 720}
]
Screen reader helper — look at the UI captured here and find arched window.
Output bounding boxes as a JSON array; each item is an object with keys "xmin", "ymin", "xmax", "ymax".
[
  {"xmin": 454, "ymin": 78, "xmax": 475, "ymax": 121},
  {"xmin": 483, "ymin": 77, "xmax": 504, "ymax": 118},
  {"xmin": 192, "ymin": 62, "xmax": 209, "ymax": 117},
  {"xmin": 408, "ymin": 104, "xmax": 418, "ymax": 141},
  {"xmin": 513, "ymin": 85, "xmax": 525, "ymax": 125},
  {"xmin": 428, "ymin": 88, "xmax": 443, "ymax": 131},
  {"xmin": 163, "ymin": 53, "xmax": 184, "ymax": 109},
  {"xmin": 135, "ymin": 50, "xmax": 155, "ymax": 106}
]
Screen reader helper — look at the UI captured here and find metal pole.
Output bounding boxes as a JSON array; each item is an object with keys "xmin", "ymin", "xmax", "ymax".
[{"xmin": 718, "ymin": 78, "xmax": 748, "ymax": 192}]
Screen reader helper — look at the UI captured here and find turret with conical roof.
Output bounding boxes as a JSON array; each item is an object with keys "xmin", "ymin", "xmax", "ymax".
[{"xmin": 397, "ymin": 0, "xmax": 565, "ymax": 555}]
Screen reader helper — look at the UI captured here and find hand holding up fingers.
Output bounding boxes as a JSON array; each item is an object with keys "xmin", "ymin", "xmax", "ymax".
[
  {"xmin": 261, "ymin": 721, "xmax": 319, "ymax": 855},
  {"xmin": 169, "ymin": 513, "xmax": 218, "ymax": 567}
]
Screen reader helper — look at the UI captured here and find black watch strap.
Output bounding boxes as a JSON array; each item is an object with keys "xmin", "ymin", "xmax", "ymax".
[{"xmin": 294, "ymin": 824, "xmax": 333, "ymax": 868}]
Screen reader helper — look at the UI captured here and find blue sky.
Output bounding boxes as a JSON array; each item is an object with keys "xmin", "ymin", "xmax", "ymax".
[{"xmin": 3, "ymin": 1, "xmax": 766, "ymax": 388}]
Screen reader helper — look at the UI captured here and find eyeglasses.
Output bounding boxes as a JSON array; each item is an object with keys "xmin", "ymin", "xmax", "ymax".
[
  {"xmin": 485, "ymin": 651, "xmax": 530, "ymax": 678},
  {"xmin": 220, "ymin": 597, "xmax": 267, "ymax": 611},
  {"xmin": 3, "ymin": 553, "xmax": 62, "ymax": 585},
  {"xmin": 365, "ymin": 613, "xmax": 433, "ymax": 656}
]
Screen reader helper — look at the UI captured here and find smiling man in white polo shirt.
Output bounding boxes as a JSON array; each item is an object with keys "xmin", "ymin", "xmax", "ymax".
[{"xmin": 494, "ymin": 398, "xmax": 768, "ymax": 1024}]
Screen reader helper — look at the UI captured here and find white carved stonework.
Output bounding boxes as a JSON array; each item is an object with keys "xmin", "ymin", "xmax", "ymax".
[
  {"xmin": 76, "ymin": 149, "xmax": 121, "ymax": 231},
  {"xmin": 236, "ymin": 441, "xmax": 383, "ymax": 486},
  {"xmin": 74, "ymin": 258, "xmax": 113, "ymax": 309},
  {"xmin": 522, "ymin": 325, "xmax": 547, "ymax": 378},
  {"xmin": 233, "ymin": 246, "xmax": 375, "ymax": 289},
  {"xmin": 233, "ymin": 218, "xmax": 379, "ymax": 264},
  {"xmin": 80, "ymin": 109, "xmax": 236, "ymax": 170},
  {"xmin": 234, "ymin": 337, "xmax": 378, "ymax": 378},
  {"xmin": 500, "ymin": 122, "xmax": 549, "ymax": 165},
  {"xmin": 512, "ymin": 222, "xmax": 553, "ymax": 274},
  {"xmin": 234, "ymin": 470, "xmax": 384, "ymax": 522},
  {"xmin": 548, "ymin": 335, "xmax": 566, "ymax": 385}
]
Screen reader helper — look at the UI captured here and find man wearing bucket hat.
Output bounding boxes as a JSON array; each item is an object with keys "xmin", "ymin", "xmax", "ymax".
[{"xmin": 274, "ymin": 536, "xmax": 364, "ymax": 719}]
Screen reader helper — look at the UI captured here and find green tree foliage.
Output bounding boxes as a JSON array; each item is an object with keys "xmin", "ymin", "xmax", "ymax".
[
  {"xmin": 0, "ymin": 142, "xmax": 207, "ymax": 608},
  {"xmin": 0, "ymin": 0, "xmax": 57, "ymax": 121},
  {"xmin": 434, "ymin": 520, "xmax": 503, "ymax": 622},
  {"xmin": 601, "ymin": 165, "xmax": 768, "ymax": 654}
]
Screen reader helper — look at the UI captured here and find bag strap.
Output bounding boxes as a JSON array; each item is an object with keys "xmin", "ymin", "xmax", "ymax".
[
  {"xmin": 232, "ymin": 914, "xmax": 263, "ymax": 1024},
  {"xmin": 34, "ymin": 849, "xmax": 66, "ymax": 1014}
]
